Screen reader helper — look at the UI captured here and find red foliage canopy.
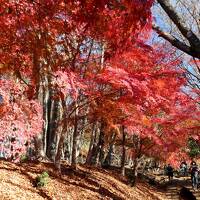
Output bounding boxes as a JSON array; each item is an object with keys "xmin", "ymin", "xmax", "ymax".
[{"xmin": 0, "ymin": 0, "xmax": 199, "ymax": 162}]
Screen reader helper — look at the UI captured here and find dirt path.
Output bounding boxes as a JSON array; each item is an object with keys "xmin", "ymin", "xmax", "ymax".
[
  {"xmin": 165, "ymin": 179, "xmax": 200, "ymax": 200},
  {"xmin": 146, "ymin": 173, "xmax": 200, "ymax": 200}
]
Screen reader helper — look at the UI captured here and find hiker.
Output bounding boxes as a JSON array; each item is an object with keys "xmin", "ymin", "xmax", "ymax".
[
  {"xmin": 180, "ymin": 161, "xmax": 187, "ymax": 176},
  {"xmin": 190, "ymin": 161, "xmax": 199, "ymax": 190},
  {"xmin": 191, "ymin": 160, "xmax": 197, "ymax": 166},
  {"xmin": 164, "ymin": 164, "xmax": 167, "ymax": 175},
  {"xmin": 166, "ymin": 164, "xmax": 173, "ymax": 181}
]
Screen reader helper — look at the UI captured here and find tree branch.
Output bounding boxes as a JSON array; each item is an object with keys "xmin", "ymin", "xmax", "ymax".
[
  {"xmin": 157, "ymin": 0, "xmax": 200, "ymax": 51},
  {"xmin": 153, "ymin": 24, "xmax": 200, "ymax": 59}
]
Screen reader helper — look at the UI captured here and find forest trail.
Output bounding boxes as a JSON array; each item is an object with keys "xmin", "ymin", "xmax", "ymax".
[
  {"xmin": 0, "ymin": 160, "xmax": 165, "ymax": 200},
  {"xmin": 165, "ymin": 179, "xmax": 200, "ymax": 200},
  {"xmin": 142, "ymin": 171, "xmax": 200, "ymax": 200}
]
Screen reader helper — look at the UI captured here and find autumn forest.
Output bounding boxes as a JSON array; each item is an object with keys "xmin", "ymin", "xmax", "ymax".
[{"xmin": 0, "ymin": 0, "xmax": 200, "ymax": 199}]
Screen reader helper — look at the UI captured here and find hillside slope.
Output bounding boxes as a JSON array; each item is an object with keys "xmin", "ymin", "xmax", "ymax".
[{"xmin": 0, "ymin": 160, "xmax": 165, "ymax": 200}]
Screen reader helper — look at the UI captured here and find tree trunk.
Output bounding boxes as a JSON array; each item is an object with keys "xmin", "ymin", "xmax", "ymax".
[
  {"xmin": 85, "ymin": 123, "xmax": 97, "ymax": 164},
  {"xmin": 131, "ymin": 159, "xmax": 138, "ymax": 187},
  {"xmin": 34, "ymin": 73, "xmax": 46, "ymax": 159},
  {"xmin": 63, "ymin": 128, "xmax": 73, "ymax": 163},
  {"xmin": 47, "ymin": 96, "xmax": 63, "ymax": 160},
  {"xmin": 98, "ymin": 123, "xmax": 105, "ymax": 166},
  {"xmin": 46, "ymin": 96, "xmax": 55, "ymax": 159},
  {"xmin": 121, "ymin": 126, "xmax": 126, "ymax": 176},
  {"xmin": 103, "ymin": 133, "xmax": 116, "ymax": 167},
  {"xmin": 71, "ymin": 106, "xmax": 79, "ymax": 170},
  {"xmin": 54, "ymin": 127, "xmax": 65, "ymax": 172},
  {"xmin": 43, "ymin": 74, "xmax": 49, "ymax": 155},
  {"xmin": 86, "ymin": 123, "xmax": 103, "ymax": 166},
  {"xmin": 76, "ymin": 116, "xmax": 87, "ymax": 164},
  {"xmin": 103, "ymin": 144, "xmax": 113, "ymax": 167},
  {"xmin": 54, "ymin": 99, "xmax": 66, "ymax": 171},
  {"xmin": 34, "ymin": 134, "xmax": 46, "ymax": 159},
  {"xmin": 131, "ymin": 136, "xmax": 142, "ymax": 186}
]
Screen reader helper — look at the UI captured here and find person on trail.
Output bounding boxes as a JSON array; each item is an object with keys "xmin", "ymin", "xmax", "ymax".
[
  {"xmin": 190, "ymin": 162, "xmax": 199, "ymax": 190},
  {"xmin": 180, "ymin": 161, "xmax": 187, "ymax": 176},
  {"xmin": 166, "ymin": 164, "xmax": 173, "ymax": 181},
  {"xmin": 191, "ymin": 160, "xmax": 197, "ymax": 166}
]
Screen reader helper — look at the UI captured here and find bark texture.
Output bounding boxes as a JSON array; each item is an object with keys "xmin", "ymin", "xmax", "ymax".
[{"xmin": 154, "ymin": 0, "xmax": 200, "ymax": 59}]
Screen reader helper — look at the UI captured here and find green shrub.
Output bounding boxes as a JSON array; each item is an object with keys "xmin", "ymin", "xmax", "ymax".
[
  {"xmin": 35, "ymin": 171, "xmax": 49, "ymax": 187},
  {"xmin": 188, "ymin": 138, "xmax": 200, "ymax": 158},
  {"xmin": 20, "ymin": 154, "xmax": 28, "ymax": 163}
]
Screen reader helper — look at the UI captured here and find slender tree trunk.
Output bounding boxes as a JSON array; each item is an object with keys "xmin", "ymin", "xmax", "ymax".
[
  {"xmin": 69, "ymin": 128, "xmax": 73, "ymax": 163},
  {"xmin": 34, "ymin": 134, "xmax": 46, "ymax": 159},
  {"xmin": 46, "ymin": 96, "xmax": 55, "ymax": 159},
  {"xmin": 86, "ymin": 123, "xmax": 96, "ymax": 164},
  {"xmin": 103, "ymin": 133, "xmax": 116, "ymax": 167},
  {"xmin": 64, "ymin": 128, "xmax": 73, "ymax": 163},
  {"xmin": 47, "ymin": 97, "xmax": 62, "ymax": 160},
  {"xmin": 88, "ymin": 145, "xmax": 99, "ymax": 165},
  {"xmin": 76, "ymin": 116, "xmax": 87, "ymax": 164},
  {"xmin": 32, "ymin": 38, "xmax": 47, "ymax": 159},
  {"xmin": 121, "ymin": 126, "xmax": 126, "ymax": 176},
  {"xmin": 131, "ymin": 136, "xmax": 142, "ymax": 186},
  {"xmin": 87, "ymin": 123, "xmax": 103, "ymax": 166},
  {"xmin": 98, "ymin": 123, "xmax": 105, "ymax": 166},
  {"xmin": 54, "ymin": 127, "xmax": 65, "ymax": 172},
  {"xmin": 71, "ymin": 105, "xmax": 79, "ymax": 170},
  {"xmin": 103, "ymin": 144, "xmax": 113, "ymax": 167},
  {"xmin": 131, "ymin": 159, "xmax": 138, "ymax": 186},
  {"xmin": 43, "ymin": 75, "xmax": 49, "ymax": 155},
  {"xmin": 34, "ymin": 74, "xmax": 46, "ymax": 159},
  {"xmin": 54, "ymin": 119, "xmax": 67, "ymax": 171},
  {"xmin": 54, "ymin": 98, "xmax": 66, "ymax": 171}
]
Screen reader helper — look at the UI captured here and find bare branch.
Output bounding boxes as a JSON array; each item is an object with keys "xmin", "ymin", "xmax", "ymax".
[
  {"xmin": 152, "ymin": 24, "xmax": 200, "ymax": 59},
  {"xmin": 157, "ymin": 0, "xmax": 200, "ymax": 51}
]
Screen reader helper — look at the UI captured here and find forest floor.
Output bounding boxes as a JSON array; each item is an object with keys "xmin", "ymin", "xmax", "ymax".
[{"xmin": 0, "ymin": 160, "xmax": 169, "ymax": 200}]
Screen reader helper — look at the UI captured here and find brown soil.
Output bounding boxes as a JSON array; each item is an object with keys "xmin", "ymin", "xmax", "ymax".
[{"xmin": 0, "ymin": 160, "xmax": 166, "ymax": 200}]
